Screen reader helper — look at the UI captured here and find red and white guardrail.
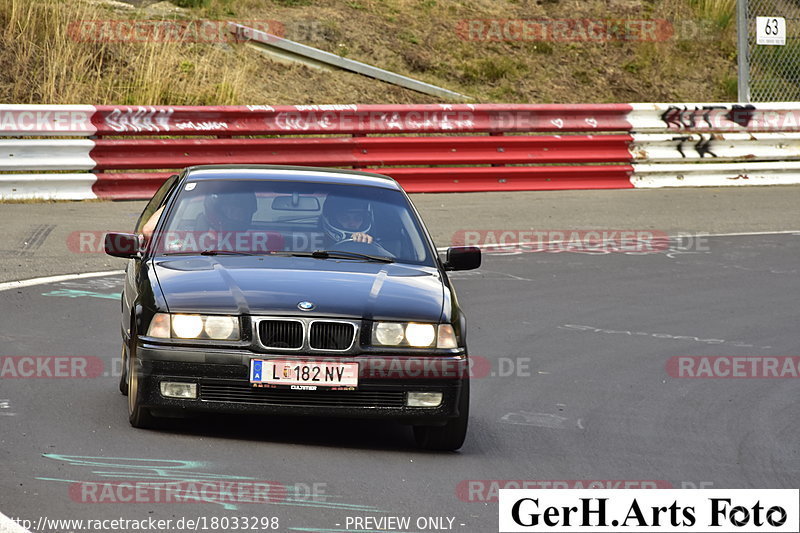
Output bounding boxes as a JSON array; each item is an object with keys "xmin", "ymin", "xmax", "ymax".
[{"xmin": 1, "ymin": 103, "xmax": 800, "ymax": 199}]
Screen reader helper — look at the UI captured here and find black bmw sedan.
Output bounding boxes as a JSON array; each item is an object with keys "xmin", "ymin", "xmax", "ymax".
[{"xmin": 106, "ymin": 165, "xmax": 480, "ymax": 451}]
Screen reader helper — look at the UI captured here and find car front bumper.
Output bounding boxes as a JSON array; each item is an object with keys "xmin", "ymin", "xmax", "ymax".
[{"xmin": 134, "ymin": 342, "xmax": 468, "ymax": 424}]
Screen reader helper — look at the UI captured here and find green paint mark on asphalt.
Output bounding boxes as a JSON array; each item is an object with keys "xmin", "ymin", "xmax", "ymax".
[
  {"xmin": 42, "ymin": 289, "xmax": 120, "ymax": 300},
  {"xmin": 39, "ymin": 455, "xmax": 383, "ymax": 513},
  {"xmin": 42, "ymin": 454, "xmax": 210, "ymax": 472}
]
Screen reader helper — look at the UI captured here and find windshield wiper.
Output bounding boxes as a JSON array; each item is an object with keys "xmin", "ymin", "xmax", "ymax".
[
  {"xmin": 199, "ymin": 249, "xmax": 254, "ymax": 256},
  {"xmin": 309, "ymin": 250, "xmax": 395, "ymax": 263},
  {"xmin": 161, "ymin": 250, "xmax": 253, "ymax": 256},
  {"xmin": 164, "ymin": 249, "xmax": 395, "ymax": 262}
]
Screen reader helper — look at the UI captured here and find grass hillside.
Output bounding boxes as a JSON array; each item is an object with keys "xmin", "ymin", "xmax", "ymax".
[{"xmin": 0, "ymin": 0, "xmax": 737, "ymax": 104}]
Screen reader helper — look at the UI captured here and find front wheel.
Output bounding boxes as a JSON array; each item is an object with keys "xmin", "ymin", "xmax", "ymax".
[
  {"xmin": 413, "ymin": 379, "xmax": 469, "ymax": 451},
  {"xmin": 127, "ymin": 342, "xmax": 154, "ymax": 428},
  {"xmin": 119, "ymin": 344, "xmax": 128, "ymax": 396}
]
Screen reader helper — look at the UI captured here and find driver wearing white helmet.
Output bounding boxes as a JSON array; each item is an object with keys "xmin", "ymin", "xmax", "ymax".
[{"xmin": 321, "ymin": 195, "xmax": 374, "ymax": 245}]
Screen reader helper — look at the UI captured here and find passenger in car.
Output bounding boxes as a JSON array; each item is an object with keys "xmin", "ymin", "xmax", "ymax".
[
  {"xmin": 195, "ymin": 190, "xmax": 258, "ymax": 232},
  {"xmin": 142, "ymin": 189, "xmax": 260, "ymax": 253},
  {"xmin": 141, "ymin": 205, "xmax": 164, "ymax": 245}
]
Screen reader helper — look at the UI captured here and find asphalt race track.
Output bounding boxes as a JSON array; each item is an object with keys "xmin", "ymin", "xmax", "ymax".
[{"xmin": 1, "ymin": 228, "xmax": 799, "ymax": 532}]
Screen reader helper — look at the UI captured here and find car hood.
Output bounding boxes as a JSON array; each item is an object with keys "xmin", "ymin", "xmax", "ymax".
[{"xmin": 152, "ymin": 255, "xmax": 445, "ymax": 322}]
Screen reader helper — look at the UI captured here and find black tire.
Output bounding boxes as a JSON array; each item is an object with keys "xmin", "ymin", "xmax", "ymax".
[
  {"xmin": 127, "ymin": 342, "xmax": 154, "ymax": 428},
  {"xmin": 119, "ymin": 344, "xmax": 128, "ymax": 396},
  {"xmin": 413, "ymin": 379, "xmax": 469, "ymax": 451}
]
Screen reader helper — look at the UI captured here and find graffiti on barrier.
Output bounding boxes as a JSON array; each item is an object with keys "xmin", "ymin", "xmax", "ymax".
[
  {"xmin": 670, "ymin": 134, "xmax": 718, "ymax": 159},
  {"xmin": 659, "ymin": 104, "xmax": 756, "ymax": 131},
  {"xmin": 104, "ymin": 107, "xmax": 174, "ymax": 133}
]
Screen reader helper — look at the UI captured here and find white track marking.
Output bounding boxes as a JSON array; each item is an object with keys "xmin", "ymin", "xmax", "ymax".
[
  {"xmin": 0, "ymin": 173, "xmax": 98, "ymax": 201},
  {"xmin": 0, "ymin": 271, "xmax": 123, "ymax": 293},
  {"xmin": 0, "ymin": 510, "xmax": 31, "ymax": 533},
  {"xmin": 437, "ymin": 229, "xmax": 800, "ymax": 252}
]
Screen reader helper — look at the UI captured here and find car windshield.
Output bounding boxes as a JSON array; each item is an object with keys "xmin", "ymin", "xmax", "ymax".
[{"xmin": 151, "ymin": 178, "xmax": 435, "ymax": 266}]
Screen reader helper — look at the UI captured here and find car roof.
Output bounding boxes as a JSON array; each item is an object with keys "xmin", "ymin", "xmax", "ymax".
[{"xmin": 183, "ymin": 165, "xmax": 402, "ymax": 191}]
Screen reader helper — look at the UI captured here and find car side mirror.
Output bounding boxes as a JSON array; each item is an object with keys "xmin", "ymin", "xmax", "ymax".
[
  {"xmin": 444, "ymin": 246, "xmax": 481, "ymax": 271},
  {"xmin": 105, "ymin": 232, "xmax": 142, "ymax": 259}
]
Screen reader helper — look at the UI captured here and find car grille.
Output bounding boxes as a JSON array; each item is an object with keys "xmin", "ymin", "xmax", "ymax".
[
  {"xmin": 256, "ymin": 318, "xmax": 357, "ymax": 351},
  {"xmin": 259, "ymin": 320, "xmax": 303, "ymax": 349},
  {"xmin": 200, "ymin": 380, "xmax": 405, "ymax": 408},
  {"xmin": 310, "ymin": 322, "xmax": 355, "ymax": 351}
]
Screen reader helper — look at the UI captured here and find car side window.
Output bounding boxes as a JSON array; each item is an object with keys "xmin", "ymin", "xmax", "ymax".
[{"xmin": 135, "ymin": 174, "xmax": 180, "ymax": 234}]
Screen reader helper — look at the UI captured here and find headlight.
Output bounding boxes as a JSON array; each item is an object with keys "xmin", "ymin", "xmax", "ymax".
[
  {"xmin": 146, "ymin": 313, "xmax": 240, "ymax": 341},
  {"xmin": 204, "ymin": 316, "xmax": 236, "ymax": 339},
  {"xmin": 375, "ymin": 322, "xmax": 405, "ymax": 345},
  {"xmin": 372, "ymin": 322, "xmax": 458, "ymax": 348},
  {"xmin": 172, "ymin": 315, "xmax": 204, "ymax": 338},
  {"xmin": 405, "ymin": 323, "xmax": 435, "ymax": 347}
]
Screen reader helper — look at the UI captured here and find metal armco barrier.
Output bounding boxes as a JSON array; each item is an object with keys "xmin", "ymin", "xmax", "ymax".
[
  {"xmin": 90, "ymin": 104, "xmax": 634, "ymax": 135},
  {"xmin": 1, "ymin": 103, "xmax": 800, "ymax": 200},
  {"xmin": 88, "ymin": 136, "xmax": 635, "ymax": 169}
]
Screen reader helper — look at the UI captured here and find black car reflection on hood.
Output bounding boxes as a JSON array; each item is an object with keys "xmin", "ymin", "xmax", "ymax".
[{"xmin": 154, "ymin": 255, "xmax": 445, "ymax": 321}]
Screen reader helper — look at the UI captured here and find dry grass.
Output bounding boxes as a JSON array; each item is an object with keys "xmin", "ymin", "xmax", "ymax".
[
  {"xmin": 0, "ymin": 0, "xmax": 738, "ymax": 105},
  {"xmin": 0, "ymin": 0, "xmax": 259, "ymax": 104},
  {"xmin": 688, "ymin": 0, "xmax": 737, "ymax": 29}
]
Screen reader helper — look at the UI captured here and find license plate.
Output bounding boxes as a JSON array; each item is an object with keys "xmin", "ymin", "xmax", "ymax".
[{"xmin": 250, "ymin": 359, "xmax": 358, "ymax": 388}]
